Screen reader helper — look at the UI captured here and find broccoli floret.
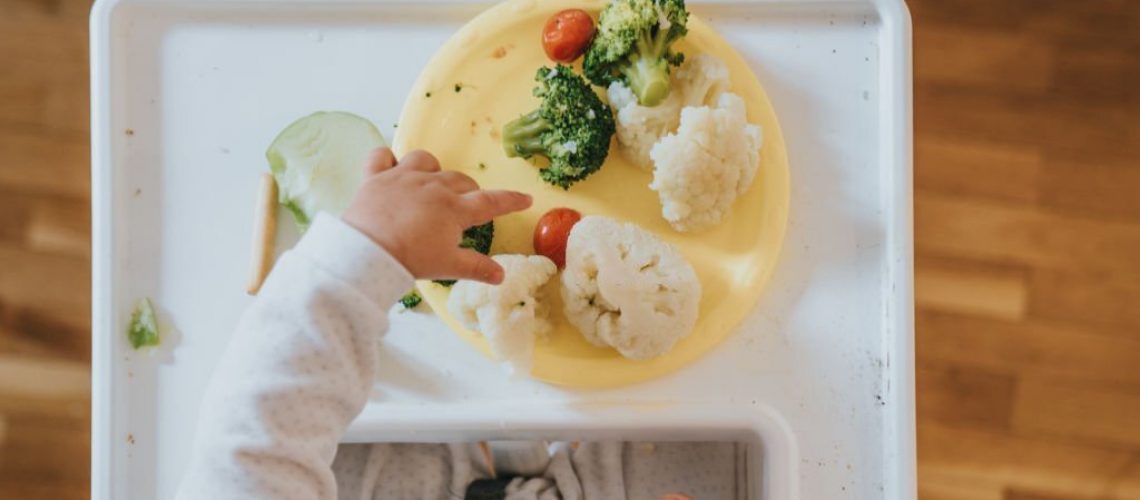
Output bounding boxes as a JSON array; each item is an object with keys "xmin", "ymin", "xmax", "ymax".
[
  {"xmin": 583, "ymin": 0, "xmax": 689, "ymax": 107},
  {"xmin": 399, "ymin": 290, "xmax": 423, "ymax": 309},
  {"xmin": 434, "ymin": 221, "xmax": 495, "ymax": 287},
  {"xmin": 398, "ymin": 222, "xmax": 495, "ymax": 308},
  {"xmin": 502, "ymin": 65, "xmax": 616, "ymax": 189},
  {"xmin": 459, "ymin": 221, "xmax": 494, "ymax": 254}
]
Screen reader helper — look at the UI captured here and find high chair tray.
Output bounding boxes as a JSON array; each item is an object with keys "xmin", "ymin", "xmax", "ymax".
[{"xmin": 90, "ymin": 0, "xmax": 914, "ymax": 498}]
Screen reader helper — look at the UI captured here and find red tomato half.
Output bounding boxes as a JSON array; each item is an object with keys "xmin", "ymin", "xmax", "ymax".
[
  {"xmin": 542, "ymin": 9, "xmax": 596, "ymax": 63},
  {"xmin": 533, "ymin": 208, "xmax": 582, "ymax": 269}
]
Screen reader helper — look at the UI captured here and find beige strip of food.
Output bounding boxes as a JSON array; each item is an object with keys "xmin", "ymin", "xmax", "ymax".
[
  {"xmin": 246, "ymin": 173, "xmax": 278, "ymax": 295},
  {"xmin": 478, "ymin": 441, "xmax": 496, "ymax": 478}
]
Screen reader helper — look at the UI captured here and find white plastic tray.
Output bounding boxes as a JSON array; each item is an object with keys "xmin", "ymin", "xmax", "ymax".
[{"xmin": 90, "ymin": 1, "xmax": 914, "ymax": 498}]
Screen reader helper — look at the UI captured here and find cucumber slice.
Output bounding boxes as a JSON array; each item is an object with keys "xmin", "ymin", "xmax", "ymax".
[{"xmin": 266, "ymin": 111, "xmax": 387, "ymax": 231}]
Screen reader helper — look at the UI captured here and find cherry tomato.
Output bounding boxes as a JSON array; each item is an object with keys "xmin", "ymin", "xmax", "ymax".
[
  {"xmin": 542, "ymin": 9, "xmax": 596, "ymax": 63},
  {"xmin": 533, "ymin": 208, "xmax": 582, "ymax": 268}
]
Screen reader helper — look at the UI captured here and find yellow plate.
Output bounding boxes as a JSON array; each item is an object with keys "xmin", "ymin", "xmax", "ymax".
[{"xmin": 394, "ymin": 0, "xmax": 790, "ymax": 389}]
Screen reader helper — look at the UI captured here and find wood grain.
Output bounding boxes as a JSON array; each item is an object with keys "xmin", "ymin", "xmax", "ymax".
[
  {"xmin": 1013, "ymin": 377, "xmax": 1140, "ymax": 449},
  {"xmin": 916, "ymin": 257, "xmax": 1028, "ymax": 320},
  {"xmin": 919, "ymin": 422, "xmax": 1135, "ymax": 498},
  {"xmin": 909, "ymin": 0, "xmax": 1140, "ymax": 498},
  {"xmin": 0, "ymin": 0, "xmax": 1137, "ymax": 499}
]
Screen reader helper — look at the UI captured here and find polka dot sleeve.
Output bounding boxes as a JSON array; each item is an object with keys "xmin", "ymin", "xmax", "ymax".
[{"xmin": 174, "ymin": 214, "xmax": 413, "ymax": 500}]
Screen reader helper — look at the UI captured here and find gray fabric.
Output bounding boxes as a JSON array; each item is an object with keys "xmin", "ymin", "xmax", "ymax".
[{"xmin": 334, "ymin": 441, "xmax": 747, "ymax": 500}]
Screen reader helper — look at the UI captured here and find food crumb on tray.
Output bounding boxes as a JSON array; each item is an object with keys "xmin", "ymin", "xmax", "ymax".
[
  {"xmin": 491, "ymin": 44, "xmax": 514, "ymax": 59},
  {"xmin": 127, "ymin": 297, "xmax": 161, "ymax": 350}
]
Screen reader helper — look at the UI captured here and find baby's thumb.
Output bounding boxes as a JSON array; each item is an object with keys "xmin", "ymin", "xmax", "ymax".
[{"xmin": 446, "ymin": 250, "xmax": 504, "ymax": 285}]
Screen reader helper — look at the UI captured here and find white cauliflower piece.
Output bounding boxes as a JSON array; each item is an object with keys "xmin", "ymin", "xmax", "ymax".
[
  {"xmin": 447, "ymin": 254, "xmax": 557, "ymax": 376},
  {"xmin": 608, "ymin": 54, "xmax": 731, "ymax": 170},
  {"xmin": 608, "ymin": 80, "xmax": 683, "ymax": 170},
  {"xmin": 675, "ymin": 53, "xmax": 732, "ymax": 108},
  {"xmin": 649, "ymin": 92, "xmax": 763, "ymax": 232},
  {"xmin": 561, "ymin": 216, "xmax": 701, "ymax": 360}
]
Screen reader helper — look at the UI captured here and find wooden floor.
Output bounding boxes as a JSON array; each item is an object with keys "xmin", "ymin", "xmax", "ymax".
[{"xmin": 0, "ymin": 0, "xmax": 1137, "ymax": 498}]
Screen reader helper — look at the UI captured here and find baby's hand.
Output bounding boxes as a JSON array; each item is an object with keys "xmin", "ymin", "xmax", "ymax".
[{"xmin": 343, "ymin": 147, "xmax": 532, "ymax": 285}]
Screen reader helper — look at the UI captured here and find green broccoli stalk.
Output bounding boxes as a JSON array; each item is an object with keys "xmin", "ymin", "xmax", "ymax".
[
  {"xmin": 583, "ymin": 0, "xmax": 689, "ymax": 107},
  {"xmin": 398, "ymin": 221, "xmax": 495, "ymax": 309},
  {"xmin": 502, "ymin": 65, "xmax": 616, "ymax": 189}
]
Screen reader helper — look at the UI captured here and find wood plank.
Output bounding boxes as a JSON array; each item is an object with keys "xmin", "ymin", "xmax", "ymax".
[
  {"xmin": 0, "ymin": 317, "xmax": 52, "ymax": 358},
  {"xmin": 0, "ymin": 482, "xmax": 88, "ymax": 500},
  {"xmin": 0, "ymin": 0, "xmax": 90, "ymax": 136},
  {"xmin": 915, "ymin": 135, "xmax": 1041, "ymax": 204},
  {"xmin": 1013, "ymin": 377, "xmax": 1140, "ymax": 450},
  {"xmin": 0, "ymin": 390, "xmax": 89, "ymax": 421},
  {"xmin": 1038, "ymin": 158, "xmax": 1140, "ymax": 223},
  {"xmin": 917, "ymin": 359, "xmax": 1014, "ymax": 431},
  {"xmin": 915, "ymin": 191, "xmax": 1140, "ymax": 275},
  {"xmin": 1048, "ymin": 43, "xmax": 1139, "ymax": 110},
  {"xmin": 0, "ymin": 61, "xmax": 89, "ymax": 136},
  {"xmin": 0, "ymin": 190, "xmax": 34, "ymax": 246},
  {"xmin": 25, "ymin": 196, "xmax": 90, "ymax": 258},
  {"xmin": 917, "ymin": 311, "xmax": 1140, "ymax": 385},
  {"xmin": 916, "ymin": 257, "xmax": 1028, "ymax": 320},
  {"xmin": 4, "ymin": 0, "xmax": 95, "ymax": 20},
  {"xmin": 1029, "ymin": 268, "xmax": 1140, "ymax": 333},
  {"xmin": 0, "ymin": 356, "xmax": 89, "ymax": 401},
  {"xmin": 918, "ymin": 421, "xmax": 1134, "ymax": 498},
  {"xmin": 0, "ymin": 244, "xmax": 90, "ymax": 336},
  {"xmin": 0, "ymin": 17, "xmax": 87, "ymax": 66},
  {"xmin": 1021, "ymin": 0, "xmax": 1140, "ymax": 46},
  {"xmin": 1003, "ymin": 491, "xmax": 1103, "ymax": 500},
  {"xmin": 1034, "ymin": 99, "xmax": 1138, "ymax": 164},
  {"xmin": 0, "ymin": 306, "xmax": 90, "ymax": 363},
  {"xmin": 908, "ymin": 0, "xmax": 1031, "ymax": 31},
  {"xmin": 0, "ymin": 130, "xmax": 89, "ymax": 199},
  {"xmin": 917, "ymin": 82, "xmax": 1134, "ymax": 162},
  {"xmin": 915, "ymin": 26, "xmax": 1053, "ymax": 92},
  {"xmin": 1107, "ymin": 458, "xmax": 1140, "ymax": 500},
  {"xmin": 0, "ymin": 413, "xmax": 89, "ymax": 490},
  {"xmin": 0, "ymin": 2, "xmax": 104, "ymax": 494},
  {"xmin": 910, "ymin": 0, "xmax": 1140, "ymax": 44},
  {"xmin": 918, "ymin": 466, "xmax": 1003, "ymax": 500},
  {"xmin": 915, "ymin": 84, "xmax": 1048, "ymax": 148}
]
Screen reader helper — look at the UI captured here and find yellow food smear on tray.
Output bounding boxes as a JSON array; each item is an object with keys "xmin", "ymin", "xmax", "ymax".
[{"xmin": 395, "ymin": 0, "xmax": 790, "ymax": 388}]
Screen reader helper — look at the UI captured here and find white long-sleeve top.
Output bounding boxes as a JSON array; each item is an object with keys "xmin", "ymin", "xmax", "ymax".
[
  {"xmin": 174, "ymin": 214, "xmax": 745, "ymax": 500},
  {"xmin": 176, "ymin": 214, "xmax": 414, "ymax": 500}
]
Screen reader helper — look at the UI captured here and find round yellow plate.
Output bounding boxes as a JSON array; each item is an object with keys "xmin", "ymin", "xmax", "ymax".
[{"xmin": 394, "ymin": 0, "xmax": 790, "ymax": 389}]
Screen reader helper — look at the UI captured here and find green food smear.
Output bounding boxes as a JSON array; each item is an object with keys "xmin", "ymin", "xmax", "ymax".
[{"xmin": 127, "ymin": 298, "xmax": 160, "ymax": 349}]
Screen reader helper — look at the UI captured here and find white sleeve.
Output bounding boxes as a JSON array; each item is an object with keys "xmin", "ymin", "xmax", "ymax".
[{"xmin": 175, "ymin": 213, "xmax": 414, "ymax": 500}]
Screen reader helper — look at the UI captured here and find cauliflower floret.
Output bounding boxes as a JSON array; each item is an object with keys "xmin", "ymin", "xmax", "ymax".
[
  {"xmin": 608, "ymin": 80, "xmax": 683, "ymax": 170},
  {"xmin": 608, "ymin": 54, "xmax": 731, "ymax": 170},
  {"xmin": 649, "ymin": 93, "xmax": 763, "ymax": 232},
  {"xmin": 447, "ymin": 254, "xmax": 557, "ymax": 376},
  {"xmin": 561, "ymin": 216, "xmax": 701, "ymax": 360},
  {"xmin": 675, "ymin": 53, "xmax": 732, "ymax": 108}
]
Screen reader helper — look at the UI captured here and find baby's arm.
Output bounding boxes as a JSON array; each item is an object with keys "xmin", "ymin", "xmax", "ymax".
[{"xmin": 175, "ymin": 148, "xmax": 531, "ymax": 500}]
